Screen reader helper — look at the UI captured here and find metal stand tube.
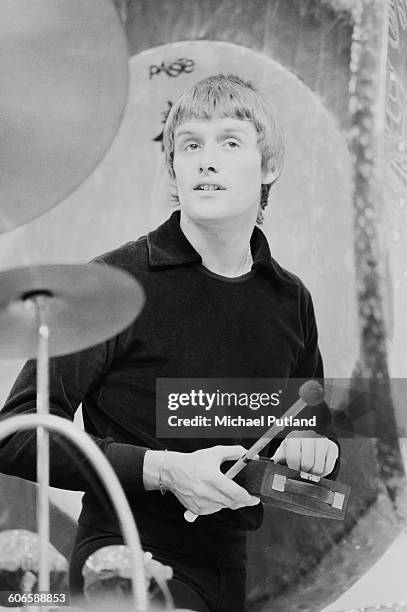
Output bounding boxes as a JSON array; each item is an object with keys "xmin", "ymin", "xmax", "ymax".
[
  {"xmin": 34, "ymin": 297, "xmax": 50, "ymax": 595},
  {"xmin": 0, "ymin": 414, "xmax": 149, "ymax": 611}
]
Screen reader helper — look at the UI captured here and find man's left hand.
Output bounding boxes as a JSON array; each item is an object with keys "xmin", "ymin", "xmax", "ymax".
[{"xmin": 271, "ymin": 430, "xmax": 338, "ymax": 478}]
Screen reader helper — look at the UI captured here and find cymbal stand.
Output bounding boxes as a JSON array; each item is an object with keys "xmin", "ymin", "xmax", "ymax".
[
  {"xmin": 22, "ymin": 292, "xmax": 52, "ymax": 597},
  {"xmin": 15, "ymin": 292, "xmax": 150, "ymax": 610}
]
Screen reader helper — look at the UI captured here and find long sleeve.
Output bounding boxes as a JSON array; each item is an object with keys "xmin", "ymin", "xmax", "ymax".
[
  {"xmin": 0, "ymin": 333, "xmax": 147, "ymax": 494},
  {"xmin": 268, "ymin": 288, "xmax": 341, "ymax": 480}
]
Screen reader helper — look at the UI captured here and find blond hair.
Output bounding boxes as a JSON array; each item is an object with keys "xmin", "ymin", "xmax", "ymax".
[{"xmin": 163, "ymin": 74, "xmax": 285, "ymax": 223}]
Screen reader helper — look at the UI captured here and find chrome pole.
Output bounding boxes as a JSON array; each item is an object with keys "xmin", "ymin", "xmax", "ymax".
[
  {"xmin": 0, "ymin": 414, "xmax": 149, "ymax": 611},
  {"xmin": 34, "ymin": 296, "xmax": 50, "ymax": 596}
]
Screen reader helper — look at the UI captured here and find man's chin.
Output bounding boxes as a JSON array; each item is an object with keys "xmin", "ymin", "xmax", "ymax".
[
  {"xmin": 182, "ymin": 209, "xmax": 236, "ymax": 226},
  {"xmin": 180, "ymin": 201, "xmax": 238, "ymax": 224}
]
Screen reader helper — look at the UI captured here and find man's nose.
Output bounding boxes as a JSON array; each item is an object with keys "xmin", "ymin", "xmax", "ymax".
[{"xmin": 198, "ymin": 144, "xmax": 219, "ymax": 173}]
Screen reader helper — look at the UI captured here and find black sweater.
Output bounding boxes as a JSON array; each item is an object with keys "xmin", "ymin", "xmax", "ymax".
[{"xmin": 0, "ymin": 212, "xmax": 339, "ymax": 543}]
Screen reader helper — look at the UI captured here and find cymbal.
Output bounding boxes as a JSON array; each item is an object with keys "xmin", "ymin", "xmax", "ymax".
[
  {"xmin": 0, "ymin": 264, "xmax": 144, "ymax": 358},
  {"xmin": 0, "ymin": 0, "xmax": 128, "ymax": 234}
]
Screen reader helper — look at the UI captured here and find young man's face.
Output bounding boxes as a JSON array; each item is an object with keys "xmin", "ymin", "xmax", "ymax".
[{"xmin": 172, "ymin": 117, "xmax": 270, "ymax": 225}]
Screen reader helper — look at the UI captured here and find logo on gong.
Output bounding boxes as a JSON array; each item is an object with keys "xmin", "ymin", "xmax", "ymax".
[{"xmin": 149, "ymin": 58, "xmax": 195, "ymax": 80}]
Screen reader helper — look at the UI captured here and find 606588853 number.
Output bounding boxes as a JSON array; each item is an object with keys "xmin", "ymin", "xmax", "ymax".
[{"xmin": 5, "ymin": 592, "xmax": 69, "ymax": 605}]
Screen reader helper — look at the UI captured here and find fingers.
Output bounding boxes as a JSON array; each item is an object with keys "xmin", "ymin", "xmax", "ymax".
[
  {"xmin": 214, "ymin": 445, "xmax": 247, "ymax": 463},
  {"xmin": 215, "ymin": 474, "xmax": 260, "ymax": 510},
  {"xmin": 322, "ymin": 441, "xmax": 339, "ymax": 477},
  {"xmin": 172, "ymin": 445, "xmax": 261, "ymax": 516},
  {"xmin": 271, "ymin": 434, "xmax": 339, "ymax": 477},
  {"xmin": 271, "ymin": 441, "xmax": 286, "ymax": 464},
  {"xmin": 271, "ymin": 438, "xmax": 305, "ymax": 471},
  {"xmin": 285, "ymin": 437, "xmax": 302, "ymax": 471},
  {"xmin": 215, "ymin": 445, "xmax": 260, "ymax": 508},
  {"xmin": 312, "ymin": 438, "xmax": 327, "ymax": 475},
  {"xmin": 303, "ymin": 438, "xmax": 338, "ymax": 476}
]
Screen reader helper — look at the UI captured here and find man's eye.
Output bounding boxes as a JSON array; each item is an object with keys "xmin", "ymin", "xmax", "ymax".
[
  {"xmin": 185, "ymin": 142, "xmax": 199, "ymax": 151},
  {"xmin": 224, "ymin": 140, "xmax": 239, "ymax": 148}
]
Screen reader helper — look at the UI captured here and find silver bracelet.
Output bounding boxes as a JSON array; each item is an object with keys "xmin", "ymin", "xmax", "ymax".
[{"xmin": 159, "ymin": 449, "xmax": 167, "ymax": 495}]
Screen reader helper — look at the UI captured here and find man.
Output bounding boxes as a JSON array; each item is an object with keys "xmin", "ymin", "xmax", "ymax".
[{"xmin": 0, "ymin": 75, "xmax": 339, "ymax": 612}]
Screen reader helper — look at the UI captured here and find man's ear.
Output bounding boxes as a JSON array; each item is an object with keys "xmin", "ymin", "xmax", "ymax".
[
  {"xmin": 262, "ymin": 167, "xmax": 279, "ymax": 185},
  {"xmin": 169, "ymin": 173, "xmax": 179, "ymax": 203}
]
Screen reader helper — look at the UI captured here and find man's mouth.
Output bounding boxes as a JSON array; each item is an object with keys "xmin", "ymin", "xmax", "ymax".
[{"xmin": 193, "ymin": 183, "xmax": 226, "ymax": 191}]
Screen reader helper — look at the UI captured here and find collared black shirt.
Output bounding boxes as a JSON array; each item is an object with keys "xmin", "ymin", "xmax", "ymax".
[{"xmin": 0, "ymin": 211, "xmax": 338, "ymax": 535}]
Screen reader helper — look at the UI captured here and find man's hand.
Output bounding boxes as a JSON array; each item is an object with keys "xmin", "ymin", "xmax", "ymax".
[
  {"xmin": 161, "ymin": 445, "xmax": 260, "ymax": 516},
  {"xmin": 271, "ymin": 430, "xmax": 339, "ymax": 478}
]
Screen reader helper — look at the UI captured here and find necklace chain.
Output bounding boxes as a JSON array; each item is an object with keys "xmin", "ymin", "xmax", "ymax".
[{"xmin": 241, "ymin": 245, "xmax": 252, "ymax": 273}]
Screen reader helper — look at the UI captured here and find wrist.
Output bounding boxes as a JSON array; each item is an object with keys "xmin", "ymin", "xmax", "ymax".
[
  {"xmin": 158, "ymin": 449, "xmax": 168, "ymax": 495},
  {"xmin": 142, "ymin": 449, "xmax": 179, "ymax": 492},
  {"xmin": 142, "ymin": 450, "xmax": 162, "ymax": 490},
  {"xmin": 159, "ymin": 449, "xmax": 181, "ymax": 492}
]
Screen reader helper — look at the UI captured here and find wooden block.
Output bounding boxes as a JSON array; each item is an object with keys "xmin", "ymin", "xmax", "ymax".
[{"xmin": 235, "ymin": 458, "xmax": 350, "ymax": 520}]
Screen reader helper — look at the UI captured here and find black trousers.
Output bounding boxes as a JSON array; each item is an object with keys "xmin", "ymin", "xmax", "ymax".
[{"xmin": 69, "ymin": 522, "xmax": 247, "ymax": 612}]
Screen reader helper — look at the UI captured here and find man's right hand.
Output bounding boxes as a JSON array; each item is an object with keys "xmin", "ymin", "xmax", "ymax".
[{"xmin": 143, "ymin": 446, "xmax": 260, "ymax": 516}]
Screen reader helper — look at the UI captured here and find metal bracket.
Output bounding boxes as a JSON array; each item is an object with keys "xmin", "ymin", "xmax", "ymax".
[
  {"xmin": 300, "ymin": 471, "xmax": 321, "ymax": 482},
  {"xmin": 271, "ymin": 474, "xmax": 286, "ymax": 492},
  {"xmin": 331, "ymin": 491, "xmax": 345, "ymax": 509}
]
